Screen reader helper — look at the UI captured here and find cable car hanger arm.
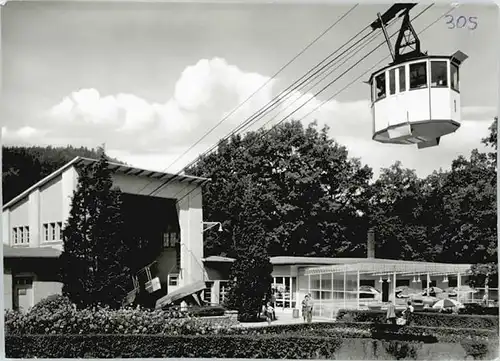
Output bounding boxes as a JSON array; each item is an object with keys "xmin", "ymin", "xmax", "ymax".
[{"xmin": 371, "ymin": 3, "xmax": 426, "ymax": 64}]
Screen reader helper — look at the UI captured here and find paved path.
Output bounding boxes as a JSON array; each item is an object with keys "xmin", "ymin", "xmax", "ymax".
[{"xmin": 237, "ymin": 310, "xmax": 333, "ymax": 328}]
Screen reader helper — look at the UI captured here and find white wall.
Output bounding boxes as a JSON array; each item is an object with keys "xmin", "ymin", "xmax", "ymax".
[
  {"xmin": 28, "ymin": 190, "xmax": 41, "ymax": 247},
  {"xmin": 177, "ymin": 189, "xmax": 205, "ymax": 287},
  {"xmin": 3, "ymin": 209, "xmax": 10, "ymax": 244},
  {"xmin": 4, "ymin": 269, "xmax": 13, "ymax": 310},
  {"xmin": 9, "ymin": 197, "xmax": 29, "ymax": 228},
  {"xmin": 111, "ymin": 173, "xmax": 197, "ymax": 200},
  {"xmin": 40, "ymin": 176, "xmax": 63, "ymax": 224},
  {"xmin": 61, "ymin": 167, "xmax": 78, "ymax": 226}
]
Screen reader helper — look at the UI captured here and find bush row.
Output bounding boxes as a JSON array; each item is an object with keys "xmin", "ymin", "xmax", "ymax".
[
  {"xmin": 227, "ymin": 321, "xmax": 497, "ymax": 343},
  {"xmin": 6, "ymin": 334, "xmax": 345, "ymax": 359},
  {"xmin": 5, "ymin": 295, "xmax": 234, "ymax": 336},
  {"xmin": 336, "ymin": 309, "xmax": 499, "ymax": 329},
  {"xmin": 460, "ymin": 303, "xmax": 499, "ymax": 316},
  {"xmin": 6, "ymin": 334, "xmax": 498, "ymax": 359}
]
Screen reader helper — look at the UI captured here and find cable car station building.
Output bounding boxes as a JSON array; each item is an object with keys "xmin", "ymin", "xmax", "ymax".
[
  {"xmin": 2, "ymin": 156, "xmax": 484, "ymax": 314},
  {"xmin": 2, "ymin": 156, "xmax": 209, "ymax": 311}
]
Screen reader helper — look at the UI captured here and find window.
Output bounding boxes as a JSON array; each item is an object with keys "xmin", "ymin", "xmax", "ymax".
[
  {"xmin": 168, "ymin": 274, "xmax": 179, "ymax": 287},
  {"xmin": 50, "ymin": 223, "xmax": 56, "ymax": 241},
  {"xmin": 421, "ymin": 280, "xmax": 437, "ymax": 290},
  {"xmin": 360, "ymin": 279, "xmax": 375, "ymax": 287},
  {"xmin": 409, "ymin": 62, "xmax": 427, "ymax": 89},
  {"xmin": 55, "ymin": 222, "xmax": 62, "ymax": 241},
  {"xmin": 431, "ymin": 61, "xmax": 448, "ymax": 87},
  {"xmin": 163, "ymin": 231, "xmax": 179, "ymax": 248},
  {"xmin": 374, "ymin": 73, "xmax": 386, "ymax": 100},
  {"xmin": 12, "ymin": 227, "xmax": 29, "ymax": 245},
  {"xmin": 12, "ymin": 228, "xmax": 17, "ymax": 244},
  {"xmin": 24, "ymin": 227, "xmax": 30, "ymax": 243},
  {"xmin": 389, "ymin": 68, "xmax": 396, "ymax": 95},
  {"xmin": 398, "ymin": 66, "xmax": 406, "ymax": 92},
  {"xmin": 42, "ymin": 222, "xmax": 63, "ymax": 242},
  {"xmin": 203, "ymin": 282, "xmax": 213, "ymax": 304},
  {"xmin": 448, "ymin": 277, "xmax": 458, "ymax": 288},
  {"xmin": 396, "ymin": 279, "xmax": 410, "ymax": 287},
  {"xmin": 450, "ymin": 63, "xmax": 459, "ymax": 92},
  {"xmin": 220, "ymin": 281, "xmax": 229, "ymax": 303}
]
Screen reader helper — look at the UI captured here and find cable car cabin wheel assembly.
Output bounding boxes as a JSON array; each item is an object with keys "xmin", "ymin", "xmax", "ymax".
[{"xmin": 367, "ymin": 4, "xmax": 468, "ymax": 149}]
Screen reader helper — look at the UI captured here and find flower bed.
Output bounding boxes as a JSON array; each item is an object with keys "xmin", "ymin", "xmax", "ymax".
[
  {"xmin": 4, "ymin": 295, "xmax": 234, "ymax": 336},
  {"xmin": 336, "ymin": 309, "xmax": 499, "ymax": 330}
]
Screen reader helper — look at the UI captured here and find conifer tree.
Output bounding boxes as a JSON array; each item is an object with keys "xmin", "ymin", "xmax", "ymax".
[
  {"xmin": 224, "ymin": 177, "xmax": 273, "ymax": 321},
  {"xmin": 60, "ymin": 150, "xmax": 131, "ymax": 308}
]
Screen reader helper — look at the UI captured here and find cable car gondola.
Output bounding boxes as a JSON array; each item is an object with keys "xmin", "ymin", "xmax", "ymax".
[{"xmin": 368, "ymin": 4, "xmax": 468, "ymax": 149}]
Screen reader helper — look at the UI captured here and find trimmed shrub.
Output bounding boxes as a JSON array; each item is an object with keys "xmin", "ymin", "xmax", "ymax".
[
  {"xmin": 336, "ymin": 309, "xmax": 499, "ymax": 330},
  {"xmin": 460, "ymin": 303, "xmax": 499, "ymax": 316},
  {"xmin": 6, "ymin": 334, "xmax": 498, "ymax": 359},
  {"xmin": 187, "ymin": 305, "xmax": 226, "ymax": 317},
  {"xmin": 4, "ymin": 304, "xmax": 226, "ymax": 336},
  {"xmin": 5, "ymin": 334, "xmax": 345, "ymax": 359}
]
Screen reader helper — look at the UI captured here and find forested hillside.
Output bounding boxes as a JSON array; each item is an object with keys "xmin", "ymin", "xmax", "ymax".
[{"xmin": 2, "ymin": 146, "xmax": 123, "ymax": 204}]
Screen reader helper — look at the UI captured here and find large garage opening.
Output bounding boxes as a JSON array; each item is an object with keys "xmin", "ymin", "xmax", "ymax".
[{"xmin": 120, "ymin": 193, "xmax": 180, "ymax": 307}]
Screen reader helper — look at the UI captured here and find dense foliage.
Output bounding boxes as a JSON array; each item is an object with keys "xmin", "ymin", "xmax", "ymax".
[
  {"xmin": 224, "ymin": 178, "xmax": 274, "ymax": 321},
  {"xmin": 2, "ymin": 145, "xmax": 123, "ymax": 204},
  {"xmin": 60, "ymin": 151, "xmax": 132, "ymax": 309},
  {"xmin": 6, "ymin": 326, "xmax": 498, "ymax": 359},
  {"xmin": 4, "ymin": 295, "xmax": 233, "ymax": 336},
  {"xmin": 187, "ymin": 120, "xmax": 372, "ymax": 258},
  {"xmin": 336, "ymin": 309, "xmax": 499, "ymax": 330},
  {"xmin": 186, "ymin": 118, "xmax": 497, "ymax": 270}
]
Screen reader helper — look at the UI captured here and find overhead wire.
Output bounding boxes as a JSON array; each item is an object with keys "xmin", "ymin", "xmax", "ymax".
[
  {"xmin": 142, "ymin": 13, "xmax": 378, "ymax": 197},
  {"xmin": 140, "ymin": 4, "xmax": 360, "ymax": 186},
  {"xmin": 297, "ymin": 4, "xmax": 458, "ymax": 124},
  {"xmin": 236, "ymin": 15, "xmax": 400, "ymax": 135},
  {"xmin": 168, "ymin": 4, "xmax": 451, "ymax": 207}
]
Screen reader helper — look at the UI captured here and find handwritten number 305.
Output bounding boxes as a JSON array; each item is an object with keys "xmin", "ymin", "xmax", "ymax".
[{"xmin": 445, "ymin": 15, "xmax": 478, "ymax": 30}]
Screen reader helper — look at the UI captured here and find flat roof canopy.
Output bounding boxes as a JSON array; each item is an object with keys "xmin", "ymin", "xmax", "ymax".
[{"xmin": 304, "ymin": 261, "xmax": 471, "ymax": 277}]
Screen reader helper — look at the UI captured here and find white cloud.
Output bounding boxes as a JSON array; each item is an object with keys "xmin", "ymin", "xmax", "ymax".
[{"xmin": 4, "ymin": 57, "xmax": 494, "ymax": 178}]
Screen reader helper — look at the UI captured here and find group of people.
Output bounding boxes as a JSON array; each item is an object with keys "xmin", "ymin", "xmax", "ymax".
[{"xmin": 386, "ymin": 300, "xmax": 414, "ymax": 326}]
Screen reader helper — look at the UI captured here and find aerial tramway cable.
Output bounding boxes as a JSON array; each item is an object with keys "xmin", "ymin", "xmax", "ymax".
[
  {"xmin": 168, "ymin": 5, "xmax": 451, "ymax": 206},
  {"xmin": 137, "ymin": 5, "xmax": 372, "ymax": 197}
]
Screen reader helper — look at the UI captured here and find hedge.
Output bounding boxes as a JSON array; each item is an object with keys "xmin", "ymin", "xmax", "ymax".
[
  {"xmin": 227, "ymin": 321, "xmax": 497, "ymax": 343},
  {"xmin": 6, "ymin": 334, "xmax": 498, "ymax": 359},
  {"xmin": 187, "ymin": 305, "xmax": 226, "ymax": 317},
  {"xmin": 5, "ymin": 304, "xmax": 230, "ymax": 336},
  {"xmin": 5, "ymin": 334, "xmax": 345, "ymax": 359},
  {"xmin": 336, "ymin": 309, "xmax": 499, "ymax": 330},
  {"xmin": 460, "ymin": 303, "xmax": 499, "ymax": 316}
]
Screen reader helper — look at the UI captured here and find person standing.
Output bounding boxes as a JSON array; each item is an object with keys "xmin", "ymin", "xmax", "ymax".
[
  {"xmin": 386, "ymin": 300, "xmax": 397, "ymax": 325},
  {"xmin": 301, "ymin": 295, "xmax": 309, "ymax": 322},
  {"xmin": 306, "ymin": 293, "xmax": 314, "ymax": 323},
  {"xmin": 265, "ymin": 302, "xmax": 274, "ymax": 325},
  {"xmin": 403, "ymin": 300, "xmax": 414, "ymax": 326}
]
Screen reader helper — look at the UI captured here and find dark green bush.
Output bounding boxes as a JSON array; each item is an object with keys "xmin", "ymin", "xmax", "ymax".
[
  {"xmin": 188, "ymin": 305, "xmax": 226, "ymax": 317},
  {"xmin": 460, "ymin": 303, "xmax": 499, "ymax": 316},
  {"xmin": 6, "ymin": 334, "xmax": 498, "ymax": 359},
  {"xmin": 5, "ymin": 334, "xmax": 344, "ymax": 359},
  {"xmin": 336, "ymin": 309, "xmax": 499, "ymax": 329},
  {"xmin": 4, "ymin": 304, "xmax": 225, "ymax": 336}
]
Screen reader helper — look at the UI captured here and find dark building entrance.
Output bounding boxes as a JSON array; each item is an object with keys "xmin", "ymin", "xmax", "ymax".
[{"xmin": 121, "ymin": 193, "xmax": 180, "ymax": 308}]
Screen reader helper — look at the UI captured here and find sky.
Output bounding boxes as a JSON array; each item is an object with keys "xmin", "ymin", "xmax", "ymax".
[{"xmin": 1, "ymin": 1, "xmax": 498, "ymax": 178}]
